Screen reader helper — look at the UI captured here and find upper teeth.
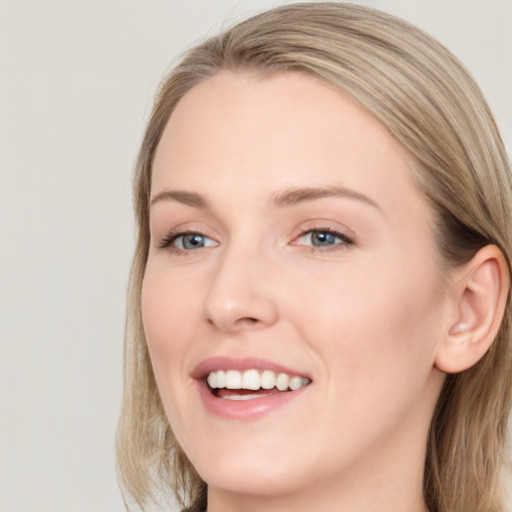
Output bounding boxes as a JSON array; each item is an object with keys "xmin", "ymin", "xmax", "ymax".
[{"xmin": 207, "ymin": 369, "xmax": 310, "ymax": 391}]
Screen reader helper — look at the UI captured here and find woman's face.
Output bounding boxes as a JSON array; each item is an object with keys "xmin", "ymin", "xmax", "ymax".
[{"xmin": 142, "ymin": 71, "xmax": 449, "ymax": 502}]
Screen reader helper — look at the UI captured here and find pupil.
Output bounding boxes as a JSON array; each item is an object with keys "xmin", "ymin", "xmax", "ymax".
[
  {"xmin": 313, "ymin": 232, "xmax": 335, "ymax": 246},
  {"xmin": 183, "ymin": 234, "xmax": 204, "ymax": 249}
]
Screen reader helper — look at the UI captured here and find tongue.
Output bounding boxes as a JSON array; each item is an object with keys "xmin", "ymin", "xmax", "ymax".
[{"xmin": 216, "ymin": 387, "xmax": 284, "ymax": 399}]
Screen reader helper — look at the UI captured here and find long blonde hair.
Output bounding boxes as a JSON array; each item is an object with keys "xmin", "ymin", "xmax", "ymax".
[{"xmin": 117, "ymin": 3, "xmax": 512, "ymax": 511}]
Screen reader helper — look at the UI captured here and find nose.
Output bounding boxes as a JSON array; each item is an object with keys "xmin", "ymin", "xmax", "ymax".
[{"xmin": 202, "ymin": 245, "xmax": 279, "ymax": 333}]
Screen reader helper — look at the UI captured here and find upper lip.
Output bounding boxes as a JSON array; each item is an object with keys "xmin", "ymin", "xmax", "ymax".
[{"xmin": 192, "ymin": 356, "xmax": 311, "ymax": 380}]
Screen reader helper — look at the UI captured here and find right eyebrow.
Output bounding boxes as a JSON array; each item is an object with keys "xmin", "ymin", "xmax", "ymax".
[{"xmin": 149, "ymin": 189, "xmax": 209, "ymax": 209}]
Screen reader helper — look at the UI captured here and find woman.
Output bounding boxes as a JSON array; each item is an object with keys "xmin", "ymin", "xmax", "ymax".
[{"xmin": 117, "ymin": 3, "xmax": 512, "ymax": 512}]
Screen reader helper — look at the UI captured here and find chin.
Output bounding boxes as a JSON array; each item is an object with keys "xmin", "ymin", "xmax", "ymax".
[
  {"xmin": 198, "ymin": 460, "xmax": 308, "ymax": 498},
  {"xmin": 187, "ymin": 439, "xmax": 312, "ymax": 497}
]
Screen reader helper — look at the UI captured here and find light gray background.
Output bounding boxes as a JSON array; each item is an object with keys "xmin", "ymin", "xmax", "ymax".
[{"xmin": 1, "ymin": 1, "xmax": 511, "ymax": 511}]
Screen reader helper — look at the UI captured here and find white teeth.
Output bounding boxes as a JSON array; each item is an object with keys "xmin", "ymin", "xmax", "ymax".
[
  {"xmin": 223, "ymin": 393, "xmax": 267, "ymax": 401},
  {"xmin": 290, "ymin": 376, "xmax": 308, "ymax": 391},
  {"xmin": 241, "ymin": 369, "xmax": 260, "ymax": 390},
  {"xmin": 216, "ymin": 370, "xmax": 226, "ymax": 388},
  {"xmin": 206, "ymin": 369, "xmax": 310, "ymax": 392},
  {"xmin": 260, "ymin": 370, "xmax": 276, "ymax": 389},
  {"xmin": 276, "ymin": 373, "xmax": 289, "ymax": 391},
  {"xmin": 225, "ymin": 369, "xmax": 242, "ymax": 389},
  {"xmin": 207, "ymin": 372, "xmax": 216, "ymax": 388}
]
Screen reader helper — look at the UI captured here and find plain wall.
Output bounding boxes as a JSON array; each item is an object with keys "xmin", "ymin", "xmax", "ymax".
[{"xmin": 1, "ymin": 1, "xmax": 510, "ymax": 511}]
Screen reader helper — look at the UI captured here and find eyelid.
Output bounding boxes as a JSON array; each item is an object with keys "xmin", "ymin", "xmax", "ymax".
[
  {"xmin": 156, "ymin": 223, "xmax": 219, "ymax": 253},
  {"xmin": 291, "ymin": 222, "xmax": 356, "ymax": 251},
  {"xmin": 293, "ymin": 220, "xmax": 355, "ymax": 240},
  {"xmin": 160, "ymin": 231, "xmax": 217, "ymax": 249},
  {"xmin": 296, "ymin": 229, "xmax": 353, "ymax": 246}
]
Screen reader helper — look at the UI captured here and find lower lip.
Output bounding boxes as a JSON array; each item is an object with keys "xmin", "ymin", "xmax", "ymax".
[{"xmin": 196, "ymin": 380, "xmax": 310, "ymax": 420}]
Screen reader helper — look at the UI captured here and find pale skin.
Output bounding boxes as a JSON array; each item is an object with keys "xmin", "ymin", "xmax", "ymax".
[{"xmin": 142, "ymin": 71, "xmax": 509, "ymax": 512}]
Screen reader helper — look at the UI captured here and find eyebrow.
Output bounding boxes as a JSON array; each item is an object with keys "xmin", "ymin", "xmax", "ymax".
[
  {"xmin": 150, "ymin": 189, "xmax": 209, "ymax": 208},
  {"xmin": 271, "ymin": 185, "xmax": 382, "ymax": 212},
  {"xmin": 150, "ymin": 185, "xmax": 382, "ymax": 212}
]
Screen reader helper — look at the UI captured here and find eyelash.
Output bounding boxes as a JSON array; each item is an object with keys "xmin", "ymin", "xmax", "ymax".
[
  {"xmin": 295, "ymin": 227, "xmax": 354, "ymax": 252},
  {"xmin": 158, "ymin": 227, "xmax": 354, "ymax": 255},
  {"xmin": 158, "ymin": 230, "xmax": 215, "ymax": 255}
]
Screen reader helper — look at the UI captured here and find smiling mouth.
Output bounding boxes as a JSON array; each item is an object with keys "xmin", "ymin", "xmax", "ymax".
[{"xmin": 206, "ymin": 369, "xmax": 311, "ymax": 401}]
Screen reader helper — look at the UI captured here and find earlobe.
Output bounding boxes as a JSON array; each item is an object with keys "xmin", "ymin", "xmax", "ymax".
[{"xmin": 435, "ymin": 245, "xmax": 510, "ymax": 374}]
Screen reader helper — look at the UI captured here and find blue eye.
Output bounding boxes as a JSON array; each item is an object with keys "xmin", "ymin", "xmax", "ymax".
[
  {"xmin": 177, "ymin": 233, "xmax": 209, "ymax": 249},
  {"xmin": 309, "ymin": 231, "xmax": 338, "ymax": 246},
  {"xmin": 160, "ymin": 232, "xmax": 217, "ymax": 252},
  {"xmin": 297, "ymin": 229, "xmax": 353, "ymax": 249}
]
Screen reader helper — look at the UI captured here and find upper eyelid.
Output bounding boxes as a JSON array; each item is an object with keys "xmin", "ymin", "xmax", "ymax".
[
  {"xmin": 159, "ymin": 230, "xmax": 216, "ymax": 248},
  {"xmin": 154, "ymin": 221, "xmax": 217, "ymax": 240},
  {"xmin": 293, "ymin": 228, "xmax": 354, "ymax": 246},
  {"xmin": 293, "ymin": 220, "xmax": 355, "ymax": 241}
]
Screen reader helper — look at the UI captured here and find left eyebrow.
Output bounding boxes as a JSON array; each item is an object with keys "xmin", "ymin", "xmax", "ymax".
[
  {"xmin": 150, "ymin": 189, "xmax": 209, "ymax": 209},
  {"xmin": 271, "ymin": 185, "xmax": 383, "ymax": 213}
]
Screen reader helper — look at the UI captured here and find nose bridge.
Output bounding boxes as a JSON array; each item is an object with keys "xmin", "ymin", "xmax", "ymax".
[{"xmin": 202, "ymin": 237, "xmax": 278, "ymax": 332}]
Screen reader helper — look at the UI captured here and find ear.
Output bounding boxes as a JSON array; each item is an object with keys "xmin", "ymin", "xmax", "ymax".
[{"xmin": 435, "ymin": 245, "xmax": 510, "ymax": 374}]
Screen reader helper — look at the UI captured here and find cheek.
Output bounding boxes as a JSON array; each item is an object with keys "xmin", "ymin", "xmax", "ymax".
[
  {"xmin": 141, "ymin": 261, "xmax": 198, "ymax": 350},
  {"xmin": 290, "ymin": 254, "xmax": 443, "ymax": 393},
  {"xmin": 140, "ymin": 265, "xmax": 194, "ymax": 399},
  {"xmin": 140, "ymin": 265, "xmax": 205, "ymax": 447},
  {"xmin": 287, "ymin": 263, "xmax": 444, "ymax": 459},
  {"xmin": 141, "ymin": 271, "xmax": 172, "ymax": 358}
]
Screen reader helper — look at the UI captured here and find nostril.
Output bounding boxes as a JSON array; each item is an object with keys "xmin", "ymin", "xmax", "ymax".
[
  {"xmin": 206, "ymin": 317, "xmax": 258, "ymax": 328},
  {"xmin": 236, "ymin": 317, "xmax": 259, "ymax": 325}
]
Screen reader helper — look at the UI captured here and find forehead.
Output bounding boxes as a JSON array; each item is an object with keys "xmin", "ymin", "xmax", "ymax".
[{"xmin": 152, "ymin": 70, "xmax": 424, "ymax": 219}]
